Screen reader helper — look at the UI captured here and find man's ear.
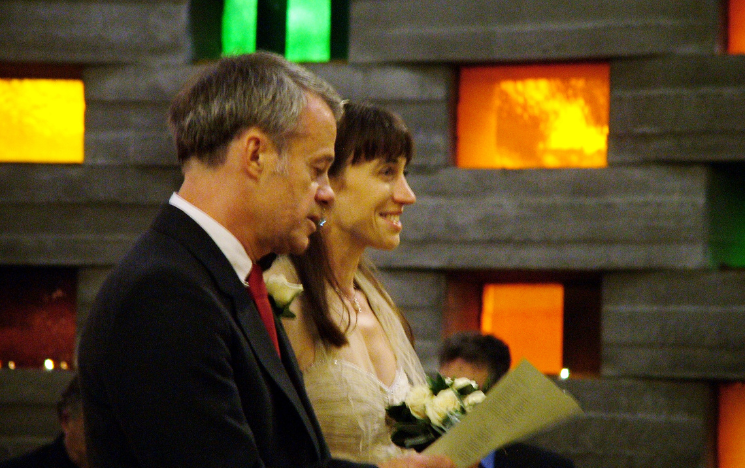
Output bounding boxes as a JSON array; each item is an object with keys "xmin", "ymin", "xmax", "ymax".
[
  {"xmin": 59, "ymin": 408, "xmax": 71, "ymax": 430},
  {"xmin": 238, "ymin": 128, "xmax": 271, "ymax": 180}
]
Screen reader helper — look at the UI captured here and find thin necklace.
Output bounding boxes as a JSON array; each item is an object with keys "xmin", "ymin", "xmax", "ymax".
[{"xmin": 336, "ymin": 287, "xmax": 362, "ymax": 315}]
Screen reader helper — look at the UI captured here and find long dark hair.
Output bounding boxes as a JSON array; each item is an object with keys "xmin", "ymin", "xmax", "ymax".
[{"xmin": 290, "ymin": 101, "xmax": 415, "ymax": 347}]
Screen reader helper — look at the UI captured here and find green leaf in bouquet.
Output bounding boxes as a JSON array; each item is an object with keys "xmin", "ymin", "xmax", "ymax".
[
  {"xmin": 440, "ymin": 411, "xmax": 462, "ymax": 431},
  {"xmin": 427, "ymin": 373, "xmax": 451, "ymax": 395},
  {"xmin": 386, "ymin": 402, "xmax": 417, "ymax": 423},
  {"xmin": 455, "ymin": 382, "xmax": 479, "ymax": 396},
  {"xmin": 390, "ymin": 421, "xmax": 440, "ymax": 452}
]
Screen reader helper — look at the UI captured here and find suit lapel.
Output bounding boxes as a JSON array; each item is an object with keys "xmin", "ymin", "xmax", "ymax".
[{"xmin": 151, "ymin": 205, "xmax": 324, "ymax": 455}]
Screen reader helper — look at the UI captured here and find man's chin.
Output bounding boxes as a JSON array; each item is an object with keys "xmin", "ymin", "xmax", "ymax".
[{"xmin": 287, "ymin": 237, "xmax": 311, "ymax": 255}]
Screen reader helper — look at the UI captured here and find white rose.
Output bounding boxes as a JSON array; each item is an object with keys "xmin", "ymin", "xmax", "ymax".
[
  {"xmin": 264, "ymin": 274, "xmax": 304, "ymax": 309},
  {"xmin": 452, "ymin": 377, "xmax": 478, "ymax": 391},
  {"xmin": 425, "ymin": 389, "xmax": 461, "ymax": 426},
  {"xmin": 404, "ymin": 385, "xmax": 433, "ymax": 420},
  {"xmin": 463, "ymin": 390, "xmax": 486, "ymax": 411}
]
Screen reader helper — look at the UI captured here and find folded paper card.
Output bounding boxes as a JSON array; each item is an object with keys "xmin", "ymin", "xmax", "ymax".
[{"xmin": 424, "ymin": 359, "xmax": 582, "ymax": 468}]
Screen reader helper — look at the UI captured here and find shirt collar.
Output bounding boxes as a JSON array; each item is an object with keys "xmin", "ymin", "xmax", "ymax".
[{"xmin": 169, "ymin": 192, "xmax": 254, "ymax": 282}]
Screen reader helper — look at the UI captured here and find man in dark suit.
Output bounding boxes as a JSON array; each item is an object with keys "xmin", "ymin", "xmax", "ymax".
[
  {"xmin": 439, "ymin": 332, "xmax": 575, "ymax": 468},
  {"xmin": 78, "ymin": 52, "xmax": 454, "ymax": 468}
]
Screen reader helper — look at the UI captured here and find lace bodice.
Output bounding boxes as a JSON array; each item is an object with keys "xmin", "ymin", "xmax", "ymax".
[
  {"xmin": 303, "ymin": 349, "xmax": 412, "ymax": 463},
  {"xmin": 268, "ymin": 257, "xmax": 427, "ymax": 464}
]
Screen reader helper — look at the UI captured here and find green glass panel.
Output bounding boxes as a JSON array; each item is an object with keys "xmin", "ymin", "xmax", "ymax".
[
  {"xmin": 709, "ymin": 164, "xmax": 745, "ymax": 268},
  {"xmin": 190, "ymin": 0, "xmax": 224, "ymax": 61},
  {"xmin": 330, "ymin": 0, "xmax": 349, "ymax": 60},
  {"xmin": 256, "ymin": 0, "xmax": 287, "ymax": 55},
  {"xmin": 285, "ymin": 0, "xmax": 331, "ymax": 62},
  {"xmin": 223, "ymin": 0, "xmax": 259, "ymax": 56}
]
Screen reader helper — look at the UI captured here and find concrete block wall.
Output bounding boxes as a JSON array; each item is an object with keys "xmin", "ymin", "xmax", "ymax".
[
  {"xmin": 609, "ymin": 56, "xmax": 745, "ymax": 164},
  {"xmin": 603, "ymin": 270, "xmax": 745, "ymax": 379},
  {"xmin": 0, "ymin": 2, "xmax": 190, "ymax": 458},
  {"xmin": 1, "ymin": 0, "xmax": 745, "ymax": 466},
  {"xmin": 0, "ymin": 1, "xmax": 190, "ymax": 65},
  {"xmin": 349, "ymin": 0, "xmax": 721, "ymax": 62}
]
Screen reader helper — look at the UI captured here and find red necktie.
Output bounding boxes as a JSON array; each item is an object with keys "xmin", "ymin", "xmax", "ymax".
[{"xmin": 246, "ymin": 264, "xmax": 281, "ymax": 356}]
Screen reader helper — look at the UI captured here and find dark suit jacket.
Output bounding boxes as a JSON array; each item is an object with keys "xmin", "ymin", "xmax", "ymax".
[
  {"xmin": 484, "ymin": 443, "xmax": 574, "ymax": 468},
  {"xmin": 78, "ymin": 205, "xmax": 373, "ymax": 468}
]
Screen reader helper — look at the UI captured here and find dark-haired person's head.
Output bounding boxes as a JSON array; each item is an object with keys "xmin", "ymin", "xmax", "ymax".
[
  {"xmin": 329, "ymin": 101, "xmax": 414, "ymax": 178},
  {"xmin": 438, "ymin": 331, "xmax": 511, "ymax": 391},
  {"xmin": 57, "ymin": 375, "xmax": 87, "ymax": 468},
  {"xmin": 169, "ymin": 51, "xmax": 343, "ymax": 259}
]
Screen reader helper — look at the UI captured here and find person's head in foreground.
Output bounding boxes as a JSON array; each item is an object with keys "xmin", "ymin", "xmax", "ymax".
[
  {"xmin": 169, "ymin": 51, "xmax": 343, "ymax": 261},
  {"xmin": 439, "ymin": 331, "xmax": 511, "ymax": 391}
]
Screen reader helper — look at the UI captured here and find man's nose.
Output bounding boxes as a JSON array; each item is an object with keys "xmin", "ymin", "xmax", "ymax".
[{"xmin": 316, "ymin": 178, "xmax": 335, "ymax": 206}]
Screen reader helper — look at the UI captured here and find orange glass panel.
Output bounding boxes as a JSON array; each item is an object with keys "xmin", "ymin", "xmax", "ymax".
[
  {"xmin": 457, "ymin": 64, "xmax": 609, "ymax": 169},
  {"xmin": 730, "ymin": 0, "xmax": 745, "ymax": 54},
  {"xmin": 719, "ymin": 382, "xmax": 745, "ymax": 468},
  {"xmin": 0, "ymin": 78, "xmax": 85, "ymax": 163},
  {"xmin": 480, "ymin": 283, "xmax": 563, "ymax": 375}
]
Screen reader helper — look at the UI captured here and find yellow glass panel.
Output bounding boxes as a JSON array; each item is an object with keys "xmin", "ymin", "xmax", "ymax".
[
  {"xmin": 719, "ymin": 382, "xmax": 745, "ymax": 468},
  {"xmin": 481, "ymin": 283, "xmax": 563, "ymax": 375},
  {"xmin": 0, "ymin": 78, "xmax": 85, "ymax": 164},
  {"xmin": 730, "ymin": 0, "xmax": 745, "ymax": 54},
  {"xmin": 457, "ymin": 64, "xmax": 609, "ymax": 169}
]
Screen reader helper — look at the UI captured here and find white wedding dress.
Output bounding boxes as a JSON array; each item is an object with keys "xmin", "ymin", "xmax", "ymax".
[{"xmin": 272, "ymin": 257, "xmax": 427, "ymax": 464}]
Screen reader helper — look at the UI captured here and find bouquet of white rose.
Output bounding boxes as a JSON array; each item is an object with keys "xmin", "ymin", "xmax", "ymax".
[{"xmin": 386, "ymin": 373, "xmax": 486, "ymax": 452}]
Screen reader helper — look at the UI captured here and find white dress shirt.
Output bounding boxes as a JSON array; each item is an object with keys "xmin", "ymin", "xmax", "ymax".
[{"xmin": 169, "ymin": 192, "xmax": 254, "ymax": 283}]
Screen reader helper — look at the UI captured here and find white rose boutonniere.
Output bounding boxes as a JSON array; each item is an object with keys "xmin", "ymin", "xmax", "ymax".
[
  {"xmin": 264, "ymin": 274, "xmax": 303, "ymax": 319},
  {"xmin": 386, "ymin": 373, "xmax": 485, "ymax": 452}
]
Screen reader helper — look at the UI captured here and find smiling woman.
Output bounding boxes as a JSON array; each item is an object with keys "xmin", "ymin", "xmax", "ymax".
[{"xmin": 266, "ymin": 101, "xmax": 427, "ymax": 464}]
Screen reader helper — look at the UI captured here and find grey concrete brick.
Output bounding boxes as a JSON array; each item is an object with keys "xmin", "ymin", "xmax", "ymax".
[
  {"xmin": 83, "ymin": 64, "xmax": 197, "ymax": 101},
  {"xmin": 376, "ymin": 269, "xmax": 446, "ymax": 371},
  {"xmin": 609, "ymin": 55, "xmax": 745, "ymax": 163},
  {"xmin": 83, "ymin": 65, "xmax": 196, "ymax": 166},
  {"xmin": 305, "ymin": 63, "xmax": 454, "ymax": 167},
  {"xmin": 306, "ymin": 63, "xmax": 452, "ymax": 101},
  {"xmin": 0, "ymin": 165, "xmax": 181, "ymax": 204},
  {"xmin": 527, "ymin": 378, "xmax": 714, "ymax": 468},
  {"xmin": 349, "ymin": 0, "xmax": 720, "ymax": 63},
  {"xmin": 0, "ymin": 436, "xmax": 57, "ymax": 462},
  {"xmin": 0, "ymin": 370, "xmax": 73, "ymax": 405},
  {"xmin": 0, "ymin": 1, "xmax": 190, "ymax": 65},
  {"xmin": 0, "ymin": 370, "xmax": 74, "ymax": 451},
  {"xmin": 377, "ymin": 269, "xmax": 446, "ymax": 309},
  {"xmin": 0, "ymin": 204, "xmax": 160, "ymax": 265},
  {"xmin": 369, "ymin": 165, "xmax": 711, "ymax": 270},
  {"xmin": 603, "ymin": 270, "xmax": 745, "ymax": 378},
  {"xmin": 85, "ymin": 130, "xmax": 176, "ymax": 166},
  {"xmin": 0, "ymin": 235, "xmax": 142, "ymax": 266}
]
